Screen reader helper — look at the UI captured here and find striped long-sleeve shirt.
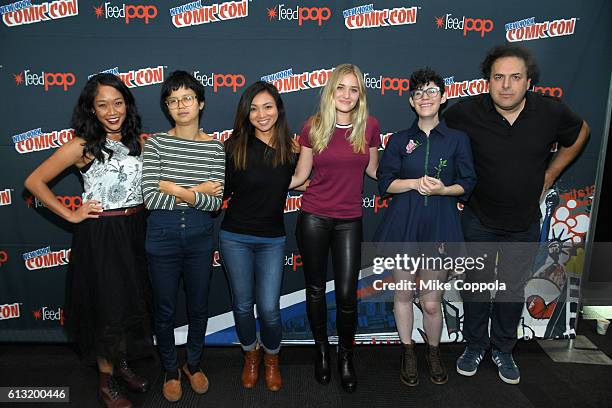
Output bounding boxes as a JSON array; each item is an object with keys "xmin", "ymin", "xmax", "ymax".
[{"xmin": 142, "ymin": 133, "xmax": 225, "ymax": 211}]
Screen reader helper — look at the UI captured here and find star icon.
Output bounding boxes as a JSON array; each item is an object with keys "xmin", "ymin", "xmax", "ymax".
[
  {"xmin": 435, "ymin": 16, "xmax": 444, "ymax": 28},
  {"xmin": 33, "ymin": 309, "xmax": 42, "ymax": 320},
  {"xmin": 25, "ymin": 196, "xmax": 34, "ymax": 207},
  {"xmin": 267, "ymin": 6, "xmax": 277, "ymax": 21},
  {"xmin": 13, "ymin": 72, "xmax": 24, "ymax": 85},
  {"xmin": 93, "ymin": 5, "xmax": 104, "ymax": 19}
]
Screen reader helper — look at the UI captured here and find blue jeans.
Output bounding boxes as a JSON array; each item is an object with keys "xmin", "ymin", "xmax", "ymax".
[
  {"xmin": 219, "ymin": 230, "xmax": 286, "ymax": 354},
  {"xmin": 146, "ymin": 209, "xmax": 214, "ymax": 371}
]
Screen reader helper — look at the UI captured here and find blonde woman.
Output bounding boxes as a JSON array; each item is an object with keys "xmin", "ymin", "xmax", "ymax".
[{"xmin": 289, "ymin": 63, "xmax": 380, "ymax": 393}]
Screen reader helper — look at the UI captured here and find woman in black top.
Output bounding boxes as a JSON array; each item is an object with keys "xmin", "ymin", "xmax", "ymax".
[{"xmin": 220, "ymin": 81, "xmax": 297, "ymax": 391}]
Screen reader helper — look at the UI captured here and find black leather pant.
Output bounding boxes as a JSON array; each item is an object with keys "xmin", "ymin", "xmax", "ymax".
[{"xmin": 296, "ymin": 211, "xmax": 362, "ymax": 350}]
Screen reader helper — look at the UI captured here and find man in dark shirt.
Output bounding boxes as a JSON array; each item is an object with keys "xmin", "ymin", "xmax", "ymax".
[{"xmin": 444, "ymin": 44, "xmax": 589, "ymax": 385}]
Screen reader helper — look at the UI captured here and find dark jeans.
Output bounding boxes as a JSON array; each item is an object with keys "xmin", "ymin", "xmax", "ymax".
[
  {"xmin": 296, "ymin": 211, "xmax": 362, "ymax": 350},
  {"xmin": 460, "ymin": 206, "xmax": 539, "ymax": 353},
  {"xmin": 219, "ymin": 230, "xmax": 285, "ymax": 354},
  {"xmin": 146, "ymin": 209, "xmax": 213, "ymax": 371}
]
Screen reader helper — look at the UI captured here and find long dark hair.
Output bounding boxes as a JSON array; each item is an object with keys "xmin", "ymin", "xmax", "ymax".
[
  {"xmin": 71, "ymin": 73, "xmax": 142, "ymax": 162},
  {"xmin": 227, "ymin": 81, "xmax": 294, "ymax": 170}
]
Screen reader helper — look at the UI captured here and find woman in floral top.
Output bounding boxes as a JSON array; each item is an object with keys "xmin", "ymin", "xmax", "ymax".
[{"xmin": 25, "ymin": 73, "xmax": 152, "ymax": 408}]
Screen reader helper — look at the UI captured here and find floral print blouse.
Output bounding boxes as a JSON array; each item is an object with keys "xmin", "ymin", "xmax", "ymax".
[{"xmin": 81, "ymin": 139, "xmax": 143, "ymax": 210}]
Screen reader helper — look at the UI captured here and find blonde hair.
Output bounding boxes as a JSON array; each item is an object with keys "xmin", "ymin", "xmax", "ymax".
[{"xmin": 309, "ymin": 64, "xmax": 368, "ymax": 154}]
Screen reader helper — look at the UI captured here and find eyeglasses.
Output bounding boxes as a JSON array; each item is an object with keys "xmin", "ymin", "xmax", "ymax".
[
  {"xmin": 165, "ymin": 95, "xmax": 196, "ymax": 109},
  {"xmin": 410, "ymin": 87, "xmax": 441, "ymax": 100}
]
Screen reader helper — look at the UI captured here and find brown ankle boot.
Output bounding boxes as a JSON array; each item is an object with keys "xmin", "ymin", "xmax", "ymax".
[
  {"xmin": 426, "ymin": 344, "xmax": 448, "ymax": 385},
  {"xmin": 400, "ymin": 342, "xmax": 418, "ymax": 386},
  {"xmin": 98, "ymin": 372, "xmax": 132, "ymax": 408},
  {"xmin": 242, "ymin": 348, "xmax": 261, "ymax": 388},
  {"xmin": 116, "ymin": 359, "xmax": 149, "ymax": 393},
  {"xmin": 263, "ymin": 352, "xmax": 282, "ymax": 391}
]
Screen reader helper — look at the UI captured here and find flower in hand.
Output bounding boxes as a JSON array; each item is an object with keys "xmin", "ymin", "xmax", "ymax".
[{"xmin": 433, "ymin": 158, "xmax": 448, "ymax": 179}]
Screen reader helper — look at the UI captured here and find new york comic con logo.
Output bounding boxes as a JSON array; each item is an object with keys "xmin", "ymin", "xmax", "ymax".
[
  {"xmin": 22, "ymin": 246, "xmax": 71, "ymax": 271},
  {"xmin": 209, "ymin": 128, "xmax": 233, "ymax": 143},
  {"xmin": 0, "ymin": 189, "xmax": 12, "ymax": 206},
  {"xmin": 12, "ymin": 128, "xmax": 74, "ymax": 154},
  {"xmin": 13, "ymin": 70, "xmax": 76, "ymax": 91},
  {"xmin": 1, "ymin": 0, "xmax": 78, "ymax": 27},
  {"xmin": 0, "ymin": 303, "xmax": 21, "ymax": 321},
  {"xmin": 434, "ymin": 13, "xmax": 493, "ymax": 37},
  {"xmin": 93, "ymin": 2, "xmax": 157, "ymax": 24},
  {"xmin": 343, "ymin": 3, "xmax": 417, "ymax": 30},
  {"xmin": 505, "ymin": 16, "xmax": 577, "ymax": 42},
  {"xmin": 169, "ymin": 0, "xmax": 249, "ymax": 28},
  {"xmin": 284, "ymin": 193, "xmax": 302, "ymax": 213},
  {"xmin": 379, "ymin": 132, "xmax": 393, "ymax": 150},
  {"xmin": 266, "ymin": 4, "xmax": 331, "ymax": 26},
  {"xmin": 443, "ymin": 76, "xmax": 563, "ymax": 99},
  {"xmin": 261, "ymin": 67, "xmax": 334, "ymax": 94},
  {"xmin": 88, "ymin": 66, "xmax": 164, "ymax": 88}
]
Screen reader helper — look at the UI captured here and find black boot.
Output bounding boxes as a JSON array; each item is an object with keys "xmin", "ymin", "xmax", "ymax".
[
  {"xmin": 425, "ymin": 344, "xmax": 448, "ymax": 385},
  {"xmin": 338, "ymin": 347, "xmax": 357, "ymax": 393},
  {"xmin": 314, "ymin": 342, "xmax": 331, "ymax": 384},
  {"xmin": 400, "ymin": 342, "xmax": 418, "ymax": 386}
]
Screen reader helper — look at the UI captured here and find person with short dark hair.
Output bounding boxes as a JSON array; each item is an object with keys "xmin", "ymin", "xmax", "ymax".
[
  {"xmin": 219, "ymin": 81, "xmax": 299, "ymax": 391},
  {"xmin": 142, "ymin": 70, "xmax": 225, "ymax": 402},
  {"xmin": 25, "ymin": 73, "xmax": 153, "ymax": 408},
  {"xmin": 374, "ymin": 67, "xmax": 476, "ymax": 387},
  {"xmin": 445, "ymin": 44, "xmax": 589, "ymax": 385}
]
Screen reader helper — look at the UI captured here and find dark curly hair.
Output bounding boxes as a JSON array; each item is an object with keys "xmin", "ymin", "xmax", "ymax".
[
  {"xmin": 160, "ymin": 71, "xmax": 206, "ymax": 127},
  {"xmin": 409, "ymin": 67, "xmax": 446, "ymax": 96},
  {"xmin": 481, "ymin": 44, "xmax": 540, "ymax": 85},
  {"xmin": 71, "ymin": 73, "xmax": 142, "ymax": 162}
]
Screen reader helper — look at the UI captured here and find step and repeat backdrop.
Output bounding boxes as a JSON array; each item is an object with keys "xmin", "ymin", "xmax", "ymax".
[{"xmin": 1, "ymin": 0, "xmax": 610, "ymax": 345}]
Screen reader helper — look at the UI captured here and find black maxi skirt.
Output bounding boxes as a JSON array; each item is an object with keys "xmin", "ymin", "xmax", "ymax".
[{"xmin": 64, "ymin": 210, "xmax": 154, "ymax": 364}]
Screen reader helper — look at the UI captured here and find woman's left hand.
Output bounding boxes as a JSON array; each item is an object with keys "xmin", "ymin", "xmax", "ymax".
[{"xmin": 418, "ymin": 176, "xmax": 447, "ymax": 196}]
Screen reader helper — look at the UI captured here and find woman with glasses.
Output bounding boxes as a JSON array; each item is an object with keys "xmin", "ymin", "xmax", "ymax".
[
  {"xmin": 290, "ymin": 64, "xmax": 380, "ymax": 393},
  {"xmin": 220, "ymin": 81, "xmax": 299, "ymax": 391},
  {"xmin": 373, "ymin": 67, "xmax": 476, "ymax": 387},
  {"xmin": 25, "ymin": 73, "xmax": 152, "ymax": 408},
  {"xmin": 142, "ymin": 70, "xmax": 225, "ymax": 403}
]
